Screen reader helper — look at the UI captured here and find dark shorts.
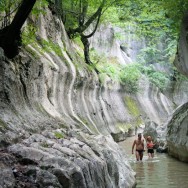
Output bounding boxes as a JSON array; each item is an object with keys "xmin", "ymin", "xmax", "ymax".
[
  {"xmin": 148, "ymin": 148, "xmax": 154, "ymax": 154},
  {"xmin": 136, "ymin": 149, "xmax": 144, "ymax": 155}
]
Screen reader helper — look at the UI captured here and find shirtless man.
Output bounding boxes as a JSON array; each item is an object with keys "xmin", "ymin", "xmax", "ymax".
[{"xmin": 132, "ymin": 133, "xmax": 144, "ymax": 161}]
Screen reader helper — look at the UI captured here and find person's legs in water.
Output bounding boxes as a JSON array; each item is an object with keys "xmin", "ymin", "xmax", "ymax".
[
  {"xmin": 148, "ymin": 152, "xmax": 152, "ymax": 159},
  {"xmin": 148, "ymin": 149, "xmax": 154, "ymax": 159},
  {"xmin": 151, "ymin": 153, "xmax": 154, "ymax": 158},
  {"xmin": 136, "ymin": 150, "xmax": 143, "ymax": 161},
  {"xmin": 136, "ymin": 151, "xmax": 140, "ymax": 161},
  {"xmin": 139, "ymin": 151, "xmax": 143, "ymax": 161}
]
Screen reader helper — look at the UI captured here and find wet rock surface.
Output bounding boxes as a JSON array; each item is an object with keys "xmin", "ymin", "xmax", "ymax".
[
  {"xmin": 0, "ymin": 131, "xmax": 136, "ymax": 188},
  {"xmin": 167, "ymin": 102, "xmax": 188, "ymax": 162},
  {"xmin": 166, "ymin": 14, "xmax": 188, "ymax": 162}
]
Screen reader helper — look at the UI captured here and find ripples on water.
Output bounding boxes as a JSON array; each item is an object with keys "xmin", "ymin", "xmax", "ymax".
[{"xmin": 119, "ymin": 139, "xmax": 188, "ymax": 188}]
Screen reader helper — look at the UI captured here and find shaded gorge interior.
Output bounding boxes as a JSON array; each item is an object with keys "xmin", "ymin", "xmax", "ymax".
[{"xmin": 0, "ymin": 1, "xmax": 188, "ymax": 187}]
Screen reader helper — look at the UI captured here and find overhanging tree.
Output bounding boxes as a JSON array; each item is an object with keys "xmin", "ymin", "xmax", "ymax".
[
  {"xmin": 62, "ymin": 0, "xmax": 117, "ymax": 65},
  {"xmin": 0, "ymin": 0, "xmax": 36, "ymax": 58}
]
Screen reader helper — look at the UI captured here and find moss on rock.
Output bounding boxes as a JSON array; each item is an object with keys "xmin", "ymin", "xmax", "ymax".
[{"xmin": 124, "ymin": 95, "xmax": 143, "ymax": 128}]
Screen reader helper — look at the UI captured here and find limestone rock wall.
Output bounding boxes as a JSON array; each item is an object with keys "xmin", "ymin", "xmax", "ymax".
[
  {"xmin": 0, "ymin": 8, "xmax": 136, "ymax": 188},
  {"xmin": 89, "ymin": 23, "xmax": 186, "ymax": 130},
  {"xmin": 89, "ymin": 21, "xmax": 188, "ymax": 156},
  {"xmin": 167, "ymin": 102, "xmax": 188, "ymax": 162},
  {"xmin": 0, "ymin": 5, "xmax": 188, "ymax": 187},
  {"xmin": 166, "ymin": 14, "xmax": 188, "ymax": 162}
]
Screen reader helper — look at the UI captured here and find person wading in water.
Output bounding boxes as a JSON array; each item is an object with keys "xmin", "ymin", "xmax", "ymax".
[
  {"xmin": 146, "ymin": 136, "xmax": 155, "ymax": 159},
  {"xmin": 132, "ymin": 133, "xmax": 145, "ymax": 161}
]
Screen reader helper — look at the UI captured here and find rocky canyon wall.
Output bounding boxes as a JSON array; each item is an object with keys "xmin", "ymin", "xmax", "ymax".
[
  {"xmin": 89, "ymin": 24, "xmax": 188, "ymax": 143},
  {"xmin": 0, "ymin": 5, "xmax": 188, "ymax": 188},
  {"xmin": 167, "ymin": 13, "xmax": 188, "ymax": 162},
  {"xmin": 0, "ymin": 8, "xmax": 136, "ymax": 188}
]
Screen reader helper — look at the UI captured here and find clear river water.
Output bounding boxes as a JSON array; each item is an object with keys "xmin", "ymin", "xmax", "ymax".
[{"xmin": 118, "ymin": 136, "xmax": 188, "ymax": 188}]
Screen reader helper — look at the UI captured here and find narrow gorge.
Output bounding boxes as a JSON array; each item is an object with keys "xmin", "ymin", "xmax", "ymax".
[{"xmin": 0, "ymin": 1, "xmax": 188, "ymax": 188}]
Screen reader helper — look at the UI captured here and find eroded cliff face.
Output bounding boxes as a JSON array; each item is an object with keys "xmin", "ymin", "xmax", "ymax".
[
  {"xmin": 0, "ymin": 8, "xmax": 136, "ymax": 188},
  {"xmin": 166, "ymin": 14, "xmax": 188, "ymax": 162},
  {"xmin": 89, "ymin": 23, "xmax": 188, "ymax": 144},
  {"xmin": 0, "ymin": 4, "xmax": 187, "ymax": 187},
  {"xmin": 167, "ymin": 102, "xmax": 188, "ymax": 162}
]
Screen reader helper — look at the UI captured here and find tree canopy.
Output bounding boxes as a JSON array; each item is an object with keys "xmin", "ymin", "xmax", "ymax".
[
  {"xmin": 0, "ymin": 0, "xmax": 188, "ymax": 63},
  {"xmin": 61, "ymin": 0, "xmax": 120, "ymax": 64}
]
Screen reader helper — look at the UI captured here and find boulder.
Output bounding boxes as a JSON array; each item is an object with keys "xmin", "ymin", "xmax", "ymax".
[
  {"xmin": 143, "ymin": 118, "xmax": 158, "ymax": 142},
  {"xmin": 166, "ymin": 102, "xmax": 188, "ymax": 162},
  {"xmin": 143, "ymin": 117, "xmax": 169, "ymax": 152}
]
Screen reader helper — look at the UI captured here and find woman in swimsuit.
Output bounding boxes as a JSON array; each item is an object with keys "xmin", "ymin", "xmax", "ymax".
[{"xmin": 146, "ymin": 136, "xmax": 155, "ymax": 159}]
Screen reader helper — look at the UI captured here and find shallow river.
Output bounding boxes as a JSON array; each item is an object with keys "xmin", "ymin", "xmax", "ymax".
[{"xmin": 118, "ymin": 136, "xmax": 188, "ymax": 188}]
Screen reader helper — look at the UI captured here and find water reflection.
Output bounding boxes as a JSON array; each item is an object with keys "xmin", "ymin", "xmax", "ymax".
[
  {"xmin": 119, "ymin": 138, "xmax": 188, "ymax": 188},
  {"xmin": 147, "ymin": 161, "xmax": 154, "ymax": 173}
]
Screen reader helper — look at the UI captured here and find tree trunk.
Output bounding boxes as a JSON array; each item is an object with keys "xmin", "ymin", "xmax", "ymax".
[
  {"xmin": 55, "ymin": 0, "xmax": 62, "ymax": 16},
  {"xmin": 81, "ymin": 34, "xmax": 92, "ymax": 65},
  {"xmin": 0, "ymin": 0, "xmax": 36, "ymax": 58}
]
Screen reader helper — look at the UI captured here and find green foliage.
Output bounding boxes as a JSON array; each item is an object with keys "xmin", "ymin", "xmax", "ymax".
[
  {"xmin": 73, "ymin": 36, "xmax": 84, "ymax": 48},
  {"xmin": 0, "ymin": 0, "xmax": 48, "ymax": 24},
  {"xmin": 137, "ymin": 45, "xmax": 161, "ymax": 64},
  {"xmin": 41, "ymin": 141, "xmax": 49, "ymax": 148},
  {"xmin": 22, "ymin": 24, "xmax": 41, "ymax": 58},
  {"xmin": 117, "ymin": 123, "xmax": 132, "ymax": 133},
  {"xmin": 31, "ymin": 0, "xmax": 48, "ymax": 17},
  {"xmin": 0, "ymin": 0, "xmax": 22, "ymax": 25},
  {"xmin": 41, "ymin": 39, "xmax": 64, "ymax": 57},
  {"xmin": 124, "ymin": 95, "xmax": 140, "ymax": 117},
  {"xmin": 172, "ymin": 67, "xmax": 188, "ymax": 82},
  {"xmin": 99, "ymin": 1, "xmax": 187, "ymax": 94},
  {"xmin": 98, "ymin": 73, "xmax": 108, "ymax": 84},
  {"xmin": 90, "ymin": 47, "xmax": 172, "ymax": 93},
  {"xmin": 62, "ymin": 0, "xmax": 122, "ymax": 39},
  {"xmin": 115, "ymin": 0, "xmax": 188, "ymax": 39},
  {"xmin": 22, "ymin": 24, "xmax": 66, "ymax": 60},
  {"xmin": 97, "ymin": 62, "xmax": 121, "ymax": 82},
  {"xmin": 120, "ymin": 64, "xmax": 141, "ymax": 94},
  {"xmin": 22, "ymin": 24, "xmax": 37, "ymax": 45},
  {"xmin": 54, "ymin": 132, "xmax": 64, "ymax": 139},
  {"xmin": 95, "ymin": 59, "xmax": 172, "ymax": 93},
  {"xmin": 140, "ymin": 65, "xmax": 170, "ymax": 91},
  {"xmin": 163, "ymin": 38, "xmax": 178, "ymax": 63},
  {"xmin": 0, "ymin": 0, "xmax": 21, "ymax": 13},
  {"xmin": 63, "ymin": 0, "xmax": 102, "ymax": 31},
  {"xmin": 124, "ymin": 95, "xmax": 143, "ymax": 127},
  {"xmin": 90, "ymin": 48, "xmax": 122, "ymax": 81},
  {"xmin": 101, "ymin": 7, "xmax": 120, "ymax": 25},
  {"xmin": 90, "ymin": 48, "xmax": 106, "ymax": 64},
  {"xmin": 103, "ymin": 0, "xmax": 188, "ymax": 68},
  {"xmin": 148, "ymin": 71, "xmax": 169, "ymax": 91}
]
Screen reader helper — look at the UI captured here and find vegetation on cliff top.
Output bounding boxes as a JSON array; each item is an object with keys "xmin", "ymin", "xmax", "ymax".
[{"xmin": 0, "ymin": 0, "xmax": 188, "ymax": 92}]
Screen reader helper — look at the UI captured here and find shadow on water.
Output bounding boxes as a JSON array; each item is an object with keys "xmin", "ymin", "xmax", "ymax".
[{"xmin": 118, "ymin": 137, "xmax": 188, "ymax": 188}]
